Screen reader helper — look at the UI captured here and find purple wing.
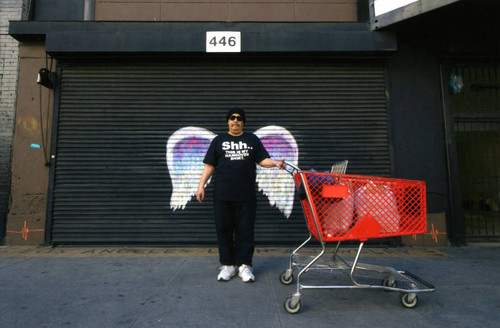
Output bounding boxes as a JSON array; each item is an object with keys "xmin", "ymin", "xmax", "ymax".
[
  {"xmin": 255, "ymin": 126, "xmax": 299, "ymax": 218},
  {"xmin": 167, "ymin": 127, "xmax": 216, "ymax": 210}
]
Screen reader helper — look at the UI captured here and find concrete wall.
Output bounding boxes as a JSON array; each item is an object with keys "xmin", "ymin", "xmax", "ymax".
[
  {"xmin": 5, "ymin": 42, "xmax": 53, "ymax": 245},
  {"xmin": 0, "ymin": 0, "xmax": 31, "ymax": 244},
  {"xmin": 34, "ymin": 0, "xmax": 86, "ymax": 21},
  {"xmin": 387, "ymin": 1, "xmax": 500, "ymax": 245}
]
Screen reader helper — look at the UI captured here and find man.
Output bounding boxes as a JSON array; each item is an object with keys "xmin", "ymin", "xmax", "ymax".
[{"xmin": 196, "ymin": 107, "xmax": 285, "ymax": 282}]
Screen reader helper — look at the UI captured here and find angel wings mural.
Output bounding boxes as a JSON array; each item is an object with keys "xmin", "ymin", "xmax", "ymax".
[{"xmin": 166, "ymin": 126, "xmax": 299, "ymax": 218}]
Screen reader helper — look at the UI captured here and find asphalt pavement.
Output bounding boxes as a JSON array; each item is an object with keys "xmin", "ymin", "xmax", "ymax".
[{"xmin": 0, "ymin": 244, "xmax": 499, "ymax": 328}]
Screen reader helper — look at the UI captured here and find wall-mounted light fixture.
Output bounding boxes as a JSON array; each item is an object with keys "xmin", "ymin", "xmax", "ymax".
[{"xmin": 37, "ymin": 68, "xmax": 54, "ymax": 89}]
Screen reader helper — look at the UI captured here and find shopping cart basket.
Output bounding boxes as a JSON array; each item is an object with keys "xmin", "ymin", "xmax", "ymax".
[{"xmin": 280, "ymin": 161, "xmax": 435, "ymax": 314}]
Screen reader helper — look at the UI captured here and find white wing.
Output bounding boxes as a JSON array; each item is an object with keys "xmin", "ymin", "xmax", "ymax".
[
  {"xmin": 255, "ymin": 126, "xmax": 299, "ymax": 218},
  {"xmin": 166, "ymin": 127, "xmax": 216, "ymax": 210}
]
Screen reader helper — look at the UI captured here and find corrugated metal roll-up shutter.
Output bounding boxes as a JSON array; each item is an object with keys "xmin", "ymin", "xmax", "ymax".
[{"xmin": 50, "ymin": 55, "xmax": 391, "ymax": 245}]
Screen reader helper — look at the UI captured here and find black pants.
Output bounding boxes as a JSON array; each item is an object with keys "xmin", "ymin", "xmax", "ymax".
[{"xmin": 214, "ymin": 199, "xmax": 256, "ymax": 267}]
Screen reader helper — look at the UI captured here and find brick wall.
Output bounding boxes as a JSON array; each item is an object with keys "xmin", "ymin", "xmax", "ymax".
[
  {"xmin": 94, "ymin": 0, "xmax": 358, "ymax": 22},
  {"xmin": 0, "ymin": 0, "xmax": 27, "ymax": 243}
]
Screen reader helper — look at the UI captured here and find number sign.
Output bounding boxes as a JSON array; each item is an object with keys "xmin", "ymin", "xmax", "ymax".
[{"xmin": 206, "ymin": 31, "xmax": 241, "ymax": 53}]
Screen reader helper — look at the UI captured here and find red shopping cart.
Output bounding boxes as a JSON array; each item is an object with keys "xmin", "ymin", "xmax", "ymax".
[{"xmin": 280, "ymin": 161, "xmax": 435, "ymax": 314}]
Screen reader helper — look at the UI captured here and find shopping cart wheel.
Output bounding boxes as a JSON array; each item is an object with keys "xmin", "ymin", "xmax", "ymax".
[
  {"xmin": 401, "ymin": 293, "xmax": 418, "ymax": 308},
  {"xmin": 382, "ymin": 279, "xmax": 397, "ymax": 289},
  {"xmin": 279, "ymin": 271, "xmax": 294, "ymax": 285},
  {"xmin": 284, "ymin": 296, "xmax": 301, "ymax": 314}
]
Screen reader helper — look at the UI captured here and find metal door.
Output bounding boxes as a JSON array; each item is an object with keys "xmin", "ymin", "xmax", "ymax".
[{"xmin": 449, "ymin": 65, "xmax": 500, "ymax": 241}]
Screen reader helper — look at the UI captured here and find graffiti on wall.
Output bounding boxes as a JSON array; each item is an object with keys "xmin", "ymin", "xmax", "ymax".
[
  {"xmin": 7, "ymin": 221, "xmax": 44, "ymax": 241},
  {"xmin": 412, "ymin": 223, "xmax": 446, "ymax": 243},
  {"xmin": 166, "ymin": 126, "xmax": 299, "ymax": 218}
]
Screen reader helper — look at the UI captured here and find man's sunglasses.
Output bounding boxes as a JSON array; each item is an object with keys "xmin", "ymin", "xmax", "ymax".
[{"xmin": 229, "ymin": 115, "xmax": 243, "ymax": 122}]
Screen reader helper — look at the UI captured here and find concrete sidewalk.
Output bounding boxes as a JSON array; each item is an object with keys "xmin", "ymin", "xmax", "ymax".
[{"xmin": 0, "ymin": 245, "xmax": 499, "ymax": 327}]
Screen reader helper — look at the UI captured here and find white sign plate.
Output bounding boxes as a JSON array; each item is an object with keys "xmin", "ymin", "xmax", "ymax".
[{"xmin": 206, "ymin": 31, "xmax": 241, "ymax": 53}]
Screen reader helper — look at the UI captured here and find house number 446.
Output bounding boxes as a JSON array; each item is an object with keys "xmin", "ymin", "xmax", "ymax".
[{"xmin": 206, "ymin": 32, "xmax": 241, "ymax": 53}]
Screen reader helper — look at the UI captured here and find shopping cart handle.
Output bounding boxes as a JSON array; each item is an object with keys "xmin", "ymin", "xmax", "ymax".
[{"xmin": 283, "ymin": 160, "xmax": 300, "ymax": 175}]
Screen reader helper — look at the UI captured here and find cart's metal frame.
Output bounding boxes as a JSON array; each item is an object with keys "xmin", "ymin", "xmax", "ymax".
[{"xmin": 281, "ymin": 161, "xmax": 435, "ymax": 314}]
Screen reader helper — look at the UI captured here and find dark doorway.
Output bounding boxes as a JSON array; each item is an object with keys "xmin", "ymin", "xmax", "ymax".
[{"xmin": 450, "ymin": 66, "xmax": 500, "ymax": 242}]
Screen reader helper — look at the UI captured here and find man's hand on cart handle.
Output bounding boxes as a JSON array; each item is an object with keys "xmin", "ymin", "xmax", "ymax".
[{"xmin": 258, "ymin": 158, "xmax": 286, "ymax": 169}]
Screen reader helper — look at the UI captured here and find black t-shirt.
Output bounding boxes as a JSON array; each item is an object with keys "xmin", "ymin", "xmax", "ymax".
[{"xmin": 203, "ymin": 132, "xmax": 270, "ymax": 201}]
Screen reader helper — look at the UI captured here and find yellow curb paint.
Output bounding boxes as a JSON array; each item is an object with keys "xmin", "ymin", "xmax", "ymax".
[{"xmin": 0, "ymin": 246, "xmax": 451, "ymax": 258}]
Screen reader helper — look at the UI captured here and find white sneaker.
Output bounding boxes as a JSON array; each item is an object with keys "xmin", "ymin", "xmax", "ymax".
[
  {"xmin": 238, "ymin": 264, "xmax": 255, "ymax": 283},
  {"xmin": 217, "ymin": 265, "xmax": 236, "ymax": 281}
]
